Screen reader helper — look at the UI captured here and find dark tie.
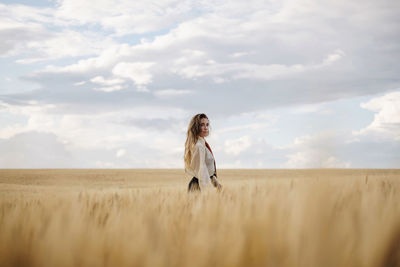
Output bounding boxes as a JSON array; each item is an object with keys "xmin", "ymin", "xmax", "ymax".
[{"xmin": 205, "ymin": 141, "xmax": 217, "ymax": 177}]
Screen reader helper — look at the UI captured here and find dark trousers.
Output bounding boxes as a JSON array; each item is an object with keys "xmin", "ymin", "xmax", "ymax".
[{"xmin": 188, "ymin": 177, "xmax": 200, "ymax": 192}]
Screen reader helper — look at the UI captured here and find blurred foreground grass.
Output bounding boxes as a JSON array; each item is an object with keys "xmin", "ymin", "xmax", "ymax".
[{"xmin": 1, "ymin": 169, "xmax": 400, "ymax": 267}]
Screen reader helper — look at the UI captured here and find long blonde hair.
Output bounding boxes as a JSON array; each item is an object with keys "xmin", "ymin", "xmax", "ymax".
[{"xmin": 184, "ymin": 113, "xmax": 208, "ymax": 172}]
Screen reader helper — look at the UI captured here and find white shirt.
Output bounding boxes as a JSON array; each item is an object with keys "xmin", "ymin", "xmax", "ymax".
[{"xmin": 186, "ymin": 137, "xmax": 216, "ymax": 190}]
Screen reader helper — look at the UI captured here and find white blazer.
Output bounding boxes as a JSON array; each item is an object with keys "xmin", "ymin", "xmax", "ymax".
[{"xmin": 186, "ymin": 137, "xmax": 216, "ymax": 190}]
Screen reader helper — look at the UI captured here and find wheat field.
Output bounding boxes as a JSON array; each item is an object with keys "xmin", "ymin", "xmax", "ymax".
[{"xmin": 1, "ymin": 169, "xmax": 400, "ymax": 267}]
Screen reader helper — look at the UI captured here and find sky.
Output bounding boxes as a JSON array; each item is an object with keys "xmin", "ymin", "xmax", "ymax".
[{"xmin": 0, "ymin": 0, "xmax": 399, "ymax": 169}]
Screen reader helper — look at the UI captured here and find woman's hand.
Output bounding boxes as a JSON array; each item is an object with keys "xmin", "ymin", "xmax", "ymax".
[
  {"xmin": 211, "ymin": 175, "xmax": 222, "ymax": 191},
  {"xmin": 216, "ymin": 182, "xmax": 222, "ymax": 192}
]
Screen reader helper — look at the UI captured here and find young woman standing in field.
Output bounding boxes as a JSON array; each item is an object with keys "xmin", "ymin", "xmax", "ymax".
[{"xmin": 184, "ymin": 113, "xmax": 222, "ymax": 192}]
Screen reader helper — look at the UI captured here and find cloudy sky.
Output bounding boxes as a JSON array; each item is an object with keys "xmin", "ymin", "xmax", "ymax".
[{"xmin": 0, "ymin": 0, "xmax": 399, "ymax": 168}]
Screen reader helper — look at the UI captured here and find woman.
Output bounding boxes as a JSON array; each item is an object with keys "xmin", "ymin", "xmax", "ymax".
[{"xmin": 184, "ymin": 113, "xmax": 222, "ymax": 192}]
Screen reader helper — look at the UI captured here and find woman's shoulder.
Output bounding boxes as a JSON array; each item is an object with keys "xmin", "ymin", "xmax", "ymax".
[{"xmin": 195, "ymin": 138, "xmax": 205, "ymax": 149}]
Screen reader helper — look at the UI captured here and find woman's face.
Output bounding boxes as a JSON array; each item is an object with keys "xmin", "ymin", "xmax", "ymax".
[{"xmin": 199, "ymin": 118, "xmax": 209, "ymax": 137}]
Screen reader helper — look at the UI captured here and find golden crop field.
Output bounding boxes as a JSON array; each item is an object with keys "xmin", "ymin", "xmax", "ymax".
[{"xmin": 1, "ymin": 169, "xmax": 400, "ymax": 267}]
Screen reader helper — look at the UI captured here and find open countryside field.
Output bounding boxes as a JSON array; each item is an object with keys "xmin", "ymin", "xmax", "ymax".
[{"xmin": 1, "ymin": 169, "xmax": 400, "ymax": 267}]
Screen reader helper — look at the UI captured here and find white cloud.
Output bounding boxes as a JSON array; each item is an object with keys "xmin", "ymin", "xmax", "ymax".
[
  {"xmin": 224, "ymin": 135, "xmax": 252, "ymax": 156},
  {"xmin": 112, "ymin": 62, "xmax": 155, "ymax": 92},
  {"xmin": 354, "ymin": 91, "xmax": 400, "ymax": 140},
  {"xmin": 213, "ymin": 111, "xmax": 279, "ymax": 137},
  {"xmin": 0, "ymin": 101, "xmax": 57, "ymax": 138},
  {"xmin": 1, "ymin": 0, "xmax": 400, "ymax": 168},
  {"xmin": 74, "ymin": 81, "xmax": 86, "ymax": 86},
  {"xmin": 0, "ymin": 102, "xmax": 140, "ymax": 149},
  {"xmin": 0, "ymin": 131, "xmax": 81, "ymax": 168},
  {"xmin": 0, "ymin": 19, "xmax": 49, "ymax": 57},
  {"xmin": 282, "ymin": 132, "xmax": 351, "ymax": 168},
  {"xmin": 229, "ymin": 51, "xmax": 254, "ymax": 58},
  {"xmin": 153, "ymin": 89, "xmax": 193, "ymax": 97},
  {"xmin": 15, "ymin": 30, "xmax": 115, "ymax": 63},
  {"xmin": 90, "ymin": 76, "xmax": 125, "ymax": 86},
  {"xmin": 17, "ymin": 0, "xmax": 395, "ymax": 114},
  {"xmin": 289, "ymin": 102, "xmax": 332, "ymax": 114},
  {"xmin": 171, "ymin": 49, "xmax": 344, "ymax": 81},
  {"xmin": 216, "ymin": 122, "xmax": 274, "ymax": 134},
  {"xmin": 323, "ymin": 49, "xmax": 345, "ymax": 65},
  {"xmin": 93, "ymin": 85, "xmax": 123, "ymax": 92},
  {"xmin": 0, "ymin": 101, "xmax": 189, "ymax": 151},
  {"xmin": 90, "ymin": 75, "xmax": 126, "ymax": 91},
  {"xmin": 55, "ymin": 0, "xmax": 192, "ymax": 36},
  {"xmin": 116, "ymin": 148, "xmax": 126, "ymax": 158},
  {"xmin": 0, "ymin": 4, "xmax": 116, "ymax": 62},
  {"xmin": 33, "ymin": 43, "xmax": 132, "ymax": 74},
  {"xmin": 283, "ymin": 151, "xmax": 350, "ymax": 168},
  {"xmin": 0, "ymin": 3, "xmax": 54, "ymax": 25}
]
